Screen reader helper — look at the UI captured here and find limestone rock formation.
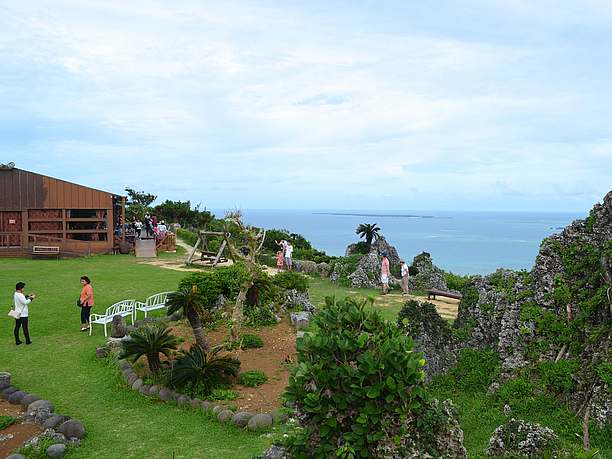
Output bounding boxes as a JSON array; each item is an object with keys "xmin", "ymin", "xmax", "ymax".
[
  {"xmin": 408, "ymin": 252, "xmax": 449, "ymax": 292},
  {"xmin": 111, "ymin": 315, "xmax": 127, "ymax": 338},
  {"xmin": 487, "ymin": 419, "xmax": 558, "ymax": 458}
]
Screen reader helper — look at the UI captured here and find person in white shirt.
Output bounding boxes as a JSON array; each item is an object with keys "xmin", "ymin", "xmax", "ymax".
[
  {"xmin": 284, "ymin": 243, "xmax": 294, "ymax": 270},
  {"xmin": 158, "ymin": 221, "xmax": 167, "ymax": 238},
  {"xmin": 13, "ymin": 282, "xmax": 35, "ymax": 345},
  {"xmin": 400, "ymin": 260, "xmax": 410, "ymax": 295}
]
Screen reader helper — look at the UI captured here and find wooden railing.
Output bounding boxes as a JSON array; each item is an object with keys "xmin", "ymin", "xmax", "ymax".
[
  {"xmin": 0, "ymin": 232, "xmax": 21, "ymax": 248},
  {"xmin": 156, "ymin": 232, "xmax": 176, "ymax": 252}
]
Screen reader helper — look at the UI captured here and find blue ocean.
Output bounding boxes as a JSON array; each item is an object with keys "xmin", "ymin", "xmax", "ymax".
[{"xmin": 230, "ymin": 209, "xmax": 582, "ymax": 275}]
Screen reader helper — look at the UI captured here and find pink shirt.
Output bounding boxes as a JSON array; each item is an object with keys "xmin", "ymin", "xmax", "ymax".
[{"xmin": 381, "ymin": 257, "xmax": 390, "ymax": 275}]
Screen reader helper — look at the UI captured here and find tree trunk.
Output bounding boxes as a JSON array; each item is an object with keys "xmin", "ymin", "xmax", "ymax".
[
  {"xmin": 147, "ymin": 352, "xmax": 161, "ymax": 374},
  {"xmin": 230, "ymin": 287, "xmax": 248, "ymax": 342},
  {"xmin": 582, "ymin": 404, "xmax": 590, "ymax": 451},
  {"xmin": 366, "ymin": 235, "xmax": 372, "ymax": 252},
  {"xmin": 187, "ymin": 309, "xmax": 209, "ymax": 351}
]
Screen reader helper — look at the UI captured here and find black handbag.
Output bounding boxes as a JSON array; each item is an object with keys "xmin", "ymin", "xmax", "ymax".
[{"xmin": 76, "ymin": 299, "xmax": 82, "ymax": 308}]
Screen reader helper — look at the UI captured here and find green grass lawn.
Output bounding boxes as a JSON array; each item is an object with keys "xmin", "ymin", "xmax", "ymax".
[
  {"xmin": 2, "ymin": 256, "xmax": 607, "ymax": 458},
  {"xmin": 1, "ymin": 255, "xmax": 270, "ymax": 458}
]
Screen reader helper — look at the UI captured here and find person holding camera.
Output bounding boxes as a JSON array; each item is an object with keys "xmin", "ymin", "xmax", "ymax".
[{"xmin": 13, "ymin": 281, "xmax": 35, "ymax": 345}]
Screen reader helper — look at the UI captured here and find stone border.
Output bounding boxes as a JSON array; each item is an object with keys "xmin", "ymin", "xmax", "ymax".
[
  {"xmin": 0, "ymin": 372, "xmax": 86, "ymax": 459},
  {"xmin": 113, "ymin": 358, "xmax": 276, "ymax": 431}
]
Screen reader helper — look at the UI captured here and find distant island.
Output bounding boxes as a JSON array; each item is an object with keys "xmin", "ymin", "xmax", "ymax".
[{"xmin": 314, "ymin": 212, "xmax": 446, "ymax": 219}]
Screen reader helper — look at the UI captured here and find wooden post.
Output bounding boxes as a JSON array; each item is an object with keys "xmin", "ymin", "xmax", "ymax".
[{"xmin": 212, "ymin": 240, "xmax": 227, "ymax": 267}]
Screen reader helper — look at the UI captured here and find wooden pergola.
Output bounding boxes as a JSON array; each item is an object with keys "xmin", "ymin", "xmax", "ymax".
[{"xmin": 185, "ymin": 230, "xmax": 231, "ymax": 266}]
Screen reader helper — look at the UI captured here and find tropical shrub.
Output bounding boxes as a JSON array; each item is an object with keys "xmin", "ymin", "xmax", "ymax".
[
  {"xmin": 355, "ymin": 223, "xmax": 381, "ymax": 251},
  {"xmin": 238, "ymin": 370, "xmax": 268, "ymax": 387},
  {"xmin": 167, "ymin": 286, "xmax": 212, "ymax": 351},
  {"xmin": 169, "ymin": 345, "xmax": 240, "ymax": 396},
  {"xmin": 284, "ymin": 296, "xmax": 432, "ymax": 458},
  {"xmin": 207, "ymin": 388, "xmax": 239, "ymax": 401},
  {"xmin": 350, "ymin": 241, "xmax": 370, "ymax": 254},
  {"xmin": 538, "ymin": 360, "xmax": 579, "ymax": 393},
  {"xmin": 241, "ymin": 333, "xmax": 264, "ymax": 349},
  {"xmin": 119, "ymin": 325, "xmax": 181, "ymax": 374},
  {"xmin": 176, "ymin": 228, "xmax": 198, "ymax": 246},
  {"xmin": 272, "ymin": 271, "xmax": 309, "ymax": 292},
  {"xmin": 446, "ymin": 348, "xmax": 500, "ymax": 393},
  {"xmin": 443, "ymin": 271, "xmax": 471, "ymax": 292}
]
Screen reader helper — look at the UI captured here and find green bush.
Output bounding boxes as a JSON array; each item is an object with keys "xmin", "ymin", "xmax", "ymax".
[
  {"xmin": 538, "ymin": 360, "xmax": 579, "ymax": 393},
  {"xmin": 206, "ymin": 388, "xmax": 239, "ymax": 401},
  {"xmin": 443, "ymin": 271, "xmax": 470, "ymax": 292},
  {"xmin": 243, "ymin": 302, "xmax": 278, "ymax": 327},
  {"xmin": 272, "ymin": 271, "xmax": 309, "ymax": 292},
  {"xmin": 177, "ymin": 228, "xmax": 198, "ymax": 246},
  {"xmin": 0, "ymin": 415, "xmax": 16, "ymax": 430},
  {"xmin": 496, "ymin": 377, "xmax": 536, "ymax": 407},
  {"xmin": 448, "ymin": 348, "xmax": 500, "ymax": 393},
  {"xmin": 170, "ymin": 345, "xmax": 240, "ymax": 396},
  {"xmin": 178, "ymin": 263, "xmax": 250, "ymax": 307},
  {"xmin": 284, "ymin": 296, "xmax": 431, "ymax": 458},
  {"xmin": 241, "ymin": 333, "xmax": 264, "ymax": 349},
  {"xmin": 596, "ymin": 362, "xmax": 612, "ymax": 385},
  {"xmin": 238, "ymin": 370, "xmax": 268, "ymax": 387}
]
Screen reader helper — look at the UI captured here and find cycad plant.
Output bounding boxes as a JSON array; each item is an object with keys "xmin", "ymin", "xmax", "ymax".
[
  {"xmin": 355, "ymin": 223, "xmax": 381, "ymax": 251},
  {"xmin": 119, "ymin": 325, "xmax": 181, "ymax": 374},
  {"xmin": 169, "ymin": 344, "xmax": 240, "ymax": 395},
  {"xmin": 166, "ymin": 285, "xmax": 210, "ymax": 351}
]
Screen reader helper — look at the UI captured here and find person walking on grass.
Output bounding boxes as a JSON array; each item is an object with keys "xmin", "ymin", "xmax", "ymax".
[
  {"xmin": 79, "ymin": 276, "xmax": 94, "ymax": 332},
  {"xmin": 381, "ymin": 252, "xmax": 390, "ymax": 295},
  {"xmin": 400, "ymin": 260, "xmax": 410, "ymax": 295},
  {"xmin": 13, "ymin": 282, "xmax": 35, "ymax": 345},
  {"xmin": 285, "ymin": 242, "xmax": 294, "ymax": 270}
]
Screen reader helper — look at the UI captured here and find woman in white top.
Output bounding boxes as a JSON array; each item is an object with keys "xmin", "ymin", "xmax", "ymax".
[
  {"xmin": 13, "ymin": 281, "xmax": 35, "ymax": 345},
  {"xmin": 400, "ymin": 261, "xmax": 410, "ymax": 295}
]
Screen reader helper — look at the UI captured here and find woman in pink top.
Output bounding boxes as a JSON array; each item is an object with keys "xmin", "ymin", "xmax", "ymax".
[
  {"xmin": 79, "ymin": 276, "xmax": 94, "ymax": 332},
  {"xmin": 380, "ymin": 252, "xmax": 390, "ymax": 295}
]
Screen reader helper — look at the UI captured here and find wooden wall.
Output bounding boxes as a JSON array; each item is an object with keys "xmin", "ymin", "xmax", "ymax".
[{"xmin": 0, "ymin": 168, "xmax": 112, "ymax": 210}]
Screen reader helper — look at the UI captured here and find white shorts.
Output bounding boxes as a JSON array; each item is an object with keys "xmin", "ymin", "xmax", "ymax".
[{"xmin": 381, "ymin": 274, "xmax": 389, "ymax": 284}]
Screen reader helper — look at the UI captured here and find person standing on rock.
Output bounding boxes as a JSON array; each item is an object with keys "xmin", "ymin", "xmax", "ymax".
[
  {"xmin": 79, "ymin": 276, "xmax": 94, "ymax": 332},
  {"xmin": 13, "ymin": 282, "xmax": 35, "ymax": 345},
  {"xmin": 381, "ymin": 252, "xmax": 390, "ymax": 295},
  {"xmin": 400, "ymin": 260, "xmax": 410, "ymax": 295}
]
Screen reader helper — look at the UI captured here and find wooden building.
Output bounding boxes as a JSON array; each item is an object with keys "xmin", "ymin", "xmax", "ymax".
[{"xmin": 0, "ymin": 166, "xmax": 125, "ymax": 257}]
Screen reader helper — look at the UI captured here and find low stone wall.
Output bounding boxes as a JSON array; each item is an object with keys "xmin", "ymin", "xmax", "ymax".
[
  {"xmin": 114, "ymin": 358, "xmax": 276, "ymax": 431},
  {"xmin": 0, "ymin": 372, "xmax": 86, "ymax": 458}
]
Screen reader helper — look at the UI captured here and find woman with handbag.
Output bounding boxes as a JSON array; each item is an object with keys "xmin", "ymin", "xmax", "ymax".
[
  {"xmin": 79, "ymin": 276, "xmax": 94, "ymax": 332},
  {"xmin": 12, "ymin": 281, "xmax": 35, "ymax": 345}
]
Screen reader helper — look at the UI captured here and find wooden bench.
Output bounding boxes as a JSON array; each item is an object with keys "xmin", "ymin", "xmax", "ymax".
[
  {"xmin": 32, "ymin": 245, "xmax": 60, "ymax": 259},
  {"xmin": 135, "ymin": 292, "xmax": 173, "ymax": 318},
  {"xmin": 427, "ymin": 288, "xmax": 463, "ymax": 301},
  {"xmin": 89, "ymin": 299, "xmax": 135, "ymax": 336}
]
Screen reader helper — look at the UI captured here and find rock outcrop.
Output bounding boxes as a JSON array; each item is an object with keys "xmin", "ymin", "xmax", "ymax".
[
  {"xmin": 408, "ymin": 252, "xmax": 449, "ymax": 292},
  {"xmin": 487, "ymin": 419, "xmax": 558, "ymax": 458},
  {"xmin": 400, "ymin": 191, "xmax": 612, "ymax": 425}
]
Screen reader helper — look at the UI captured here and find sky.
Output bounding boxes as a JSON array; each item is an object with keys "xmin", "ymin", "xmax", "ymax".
[{"xmin": 0, "ymin": 0, "xmax": 611, "ymax": 212}]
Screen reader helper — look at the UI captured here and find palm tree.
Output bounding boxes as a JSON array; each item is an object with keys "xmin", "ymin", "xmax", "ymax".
[
  {"xmin": 166, "ymin": 285, "xmax": 210, "ymax": 351},
  {"xmin": 119, "ymin": 325, "xmax": 180, "ymax": 374},
  {"xmin": 355, "ymin": 223, "xmax": 381, "ymax": 251}
]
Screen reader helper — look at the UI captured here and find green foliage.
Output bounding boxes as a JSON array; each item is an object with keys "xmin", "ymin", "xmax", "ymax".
[
  {"xmin": 125, "ymin": 187, "xmax": 157, "ymax": 221},
  {"xmin": 355, "ymin": 223, "xmax": 381, "ymax": 250},
  {"xmin": 496, "ymin": 377, "xmax": 536, "ymax": 407},
  {"xmin": 241, "ymin": 333, "xmax": 264, "ymax": 349},
  {"xmin": 169, "ymin": 345, "xmax": 240, "ymax": 396},
  {"xmin": 0, "ymin": 415, "xmax": 16, "ymax": 430},
  {"xmin": 238, "ymin": 370, "xmax": 268, "ymax": 387},
  {"xmin": 452, "ymin": 318, "xmax": 476, "ymax": 340},
  {"xmin": 262, "ymin": 229, "xmax": 332, "ymax": 263},
  {"xmin": 153, "ymin": 200, "xmax": 214, "ymax": 228},
  {"xmin": 329, "ymin": 254, "xmax": 364, "ymax": 286},
  {"xmin": 538, "ymin": 360, "xmax": 579, "ymax": 393},
  {"xmin": 173, "ymin": 277, "xmax": 221, "ymax": 314},
  {"xmin": 119, "ymin": 325, "xmax": 181, "ymax": 374},
  {"xmin": 595, "ymin": 362, "xmax": 612, "ymax": 385},
  {"xmin": 18, "ymin": 433, "xmax": 72, "ymax": 459},
  {"xmin": 177, "ymin": 263, "xmax": 250, "ymax": 310},
  {"xmin": 206, "ymin": 388, "xmax": 239, "ymax": 401},
  {"xmin": 243, "ymin": 302, "xmax": 278, "ymax": 326},
  {"xmin": 350, "ymin": 241, "xmax": 370, "ymax": 255},
  {"xmin": 447, "ymin": 349, "xmax": 500, "ymax": 393},
  {"xmin": 397, "ymin": 300, "xmax": 453, "ymax": 345},
  {"xmin": 272, "ymin": 271, "xmax": 309, "ymax": 292},
  {"xmin": 461, "ymin": 285, "xmax": 480, "ymax": 308},
  {"xmin": 443, "ymin": 271, "xmax": 470, "ymax": 292},
  {"xmin": 177, "ymin": 228, "xmax": 198, "ymax": 246},
  {"xmin": 284, "ymin": 296, "xmax": 428, "ymax": 458}
]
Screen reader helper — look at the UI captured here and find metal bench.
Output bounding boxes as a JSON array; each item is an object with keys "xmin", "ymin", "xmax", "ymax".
[
  {"xmin": 427, "ymin": 288, "xmax": 463, "ymax": 301},
  {"xmin": 89, "ymin": 299, "xmax": 135, "ymax": 336},
  {"xmin": 32, "ymin": 245, "xmax": 60, "ymax": 259},
  {"xmin": 135, "ymin": 291, "xmax": 173, "ymax": 318}
]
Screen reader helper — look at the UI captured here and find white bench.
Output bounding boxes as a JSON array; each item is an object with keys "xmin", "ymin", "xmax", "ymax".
[
  {"xmin": 135, "ymin": 292, "xmax": 173, "ymax": 318},
  {"xmin": 32, "ymin": 246, "xmax": 60, "ymax": 259},
  {"xmin": 90, "ymin": 299, "xmax": 136, "ymax": 336}
]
